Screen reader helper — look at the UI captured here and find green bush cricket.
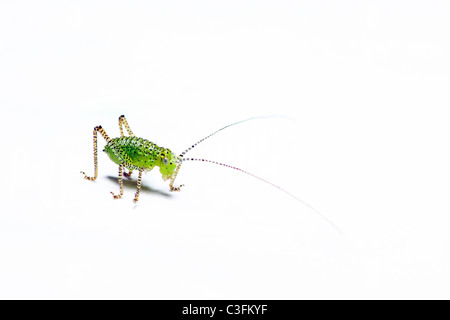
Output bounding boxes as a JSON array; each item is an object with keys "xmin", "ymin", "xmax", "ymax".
[{"xmin": 81, "ymin": 115, "xmax": 341, "ymax": 233}]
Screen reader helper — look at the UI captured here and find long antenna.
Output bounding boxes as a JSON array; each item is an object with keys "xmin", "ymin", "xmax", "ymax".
[
  {"xmin": 182, "ymin": 157, "xmax": 343, "ymax": 235},
  {"xmin": 179, "ymin": 115, "xmax": 287, "ymax": 158},
  {"xmin": 171, "ymin": 116, "xmax": 281, "ymax": 192},
  {"xmin": 171, "ymin": 116, "xmax": 342, "ymax": 234}
]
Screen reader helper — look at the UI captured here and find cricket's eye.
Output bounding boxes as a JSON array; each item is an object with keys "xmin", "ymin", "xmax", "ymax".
[{"xmin": 163, "ymin": 156, "xmax": 169, "ymax": 166}]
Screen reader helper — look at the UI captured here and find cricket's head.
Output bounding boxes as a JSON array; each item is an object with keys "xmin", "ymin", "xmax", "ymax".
[{"xmin": 159, "ymin": 148, "xmax": 180, "ymax": 181}]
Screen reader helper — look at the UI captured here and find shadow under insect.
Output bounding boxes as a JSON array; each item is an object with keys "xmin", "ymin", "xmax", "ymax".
[{"xmin": 106, "ymin": 176, "xmax": 172, "ymax": 198}]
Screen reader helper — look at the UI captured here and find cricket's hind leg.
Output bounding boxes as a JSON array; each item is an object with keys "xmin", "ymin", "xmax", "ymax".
[
  {"xmin": 81, "ymin": 125, "xmax": 111, "ymax": 181},
  {"xmin": 118, "ymin": 115, "xmax": 135, "ymax": 137},
  {"xmin": 118, "ymin": 115, "xmax": 134, "ymax": 178}
]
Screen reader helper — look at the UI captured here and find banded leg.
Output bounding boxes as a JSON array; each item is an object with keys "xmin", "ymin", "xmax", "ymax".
[
  {"xmin": 118, "ymin": 115, "xmax": 135, "ymax": 137},
  {"xmin": 119, "ymin": 115, "xmax": 134, "ymax": 178},
  {"xmin": 81, "ymin": 125, "xmax": 111, "ymax": 181},
  {"xmin": 133, "ymin": 170, "xmax": 144, "ymax": 202},
  {"xmin": 169, "ymin": 162, "xmax": 184, "ymax": 192},
  {"xmin": 124, "ymin": 170, "xmax": 133, "ymax": 179},
  {"xmin": 111, "ymin": 165, "xmax": 124, "ymax": 199}
]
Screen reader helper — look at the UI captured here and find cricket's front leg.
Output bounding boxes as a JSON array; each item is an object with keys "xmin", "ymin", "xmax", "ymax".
[
  {"xmin": 169, "ymin": 162, "xmax": 184, "ymax": 191},
  {"xmin": 170, "ymin": 184, "xmax": 184, "ymax": 192}
]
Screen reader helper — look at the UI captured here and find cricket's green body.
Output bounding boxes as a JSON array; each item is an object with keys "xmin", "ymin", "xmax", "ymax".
[
  {"xmin": 81, "ymin": 115, "xmax": 184, "ymax": 202},
  {"xmin": 104, "ymin": 136, "xmax": 178, "ymax": 181}
]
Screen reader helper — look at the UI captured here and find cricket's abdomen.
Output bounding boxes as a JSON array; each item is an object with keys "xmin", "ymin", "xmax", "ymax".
[{"xmin": 104, "ymin": 136, "xmax": 161, "ymax": 171}]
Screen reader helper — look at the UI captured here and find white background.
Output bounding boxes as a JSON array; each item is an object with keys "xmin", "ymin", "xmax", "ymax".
[{"xmin": 1, "ymin": 0, "xmax": 449, "ymax": 299}]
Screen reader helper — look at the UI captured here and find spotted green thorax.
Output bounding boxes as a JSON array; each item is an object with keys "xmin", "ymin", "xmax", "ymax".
[{"xmin": 103, "ymin": 137, "xmax": 178, "ymax": 180}]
